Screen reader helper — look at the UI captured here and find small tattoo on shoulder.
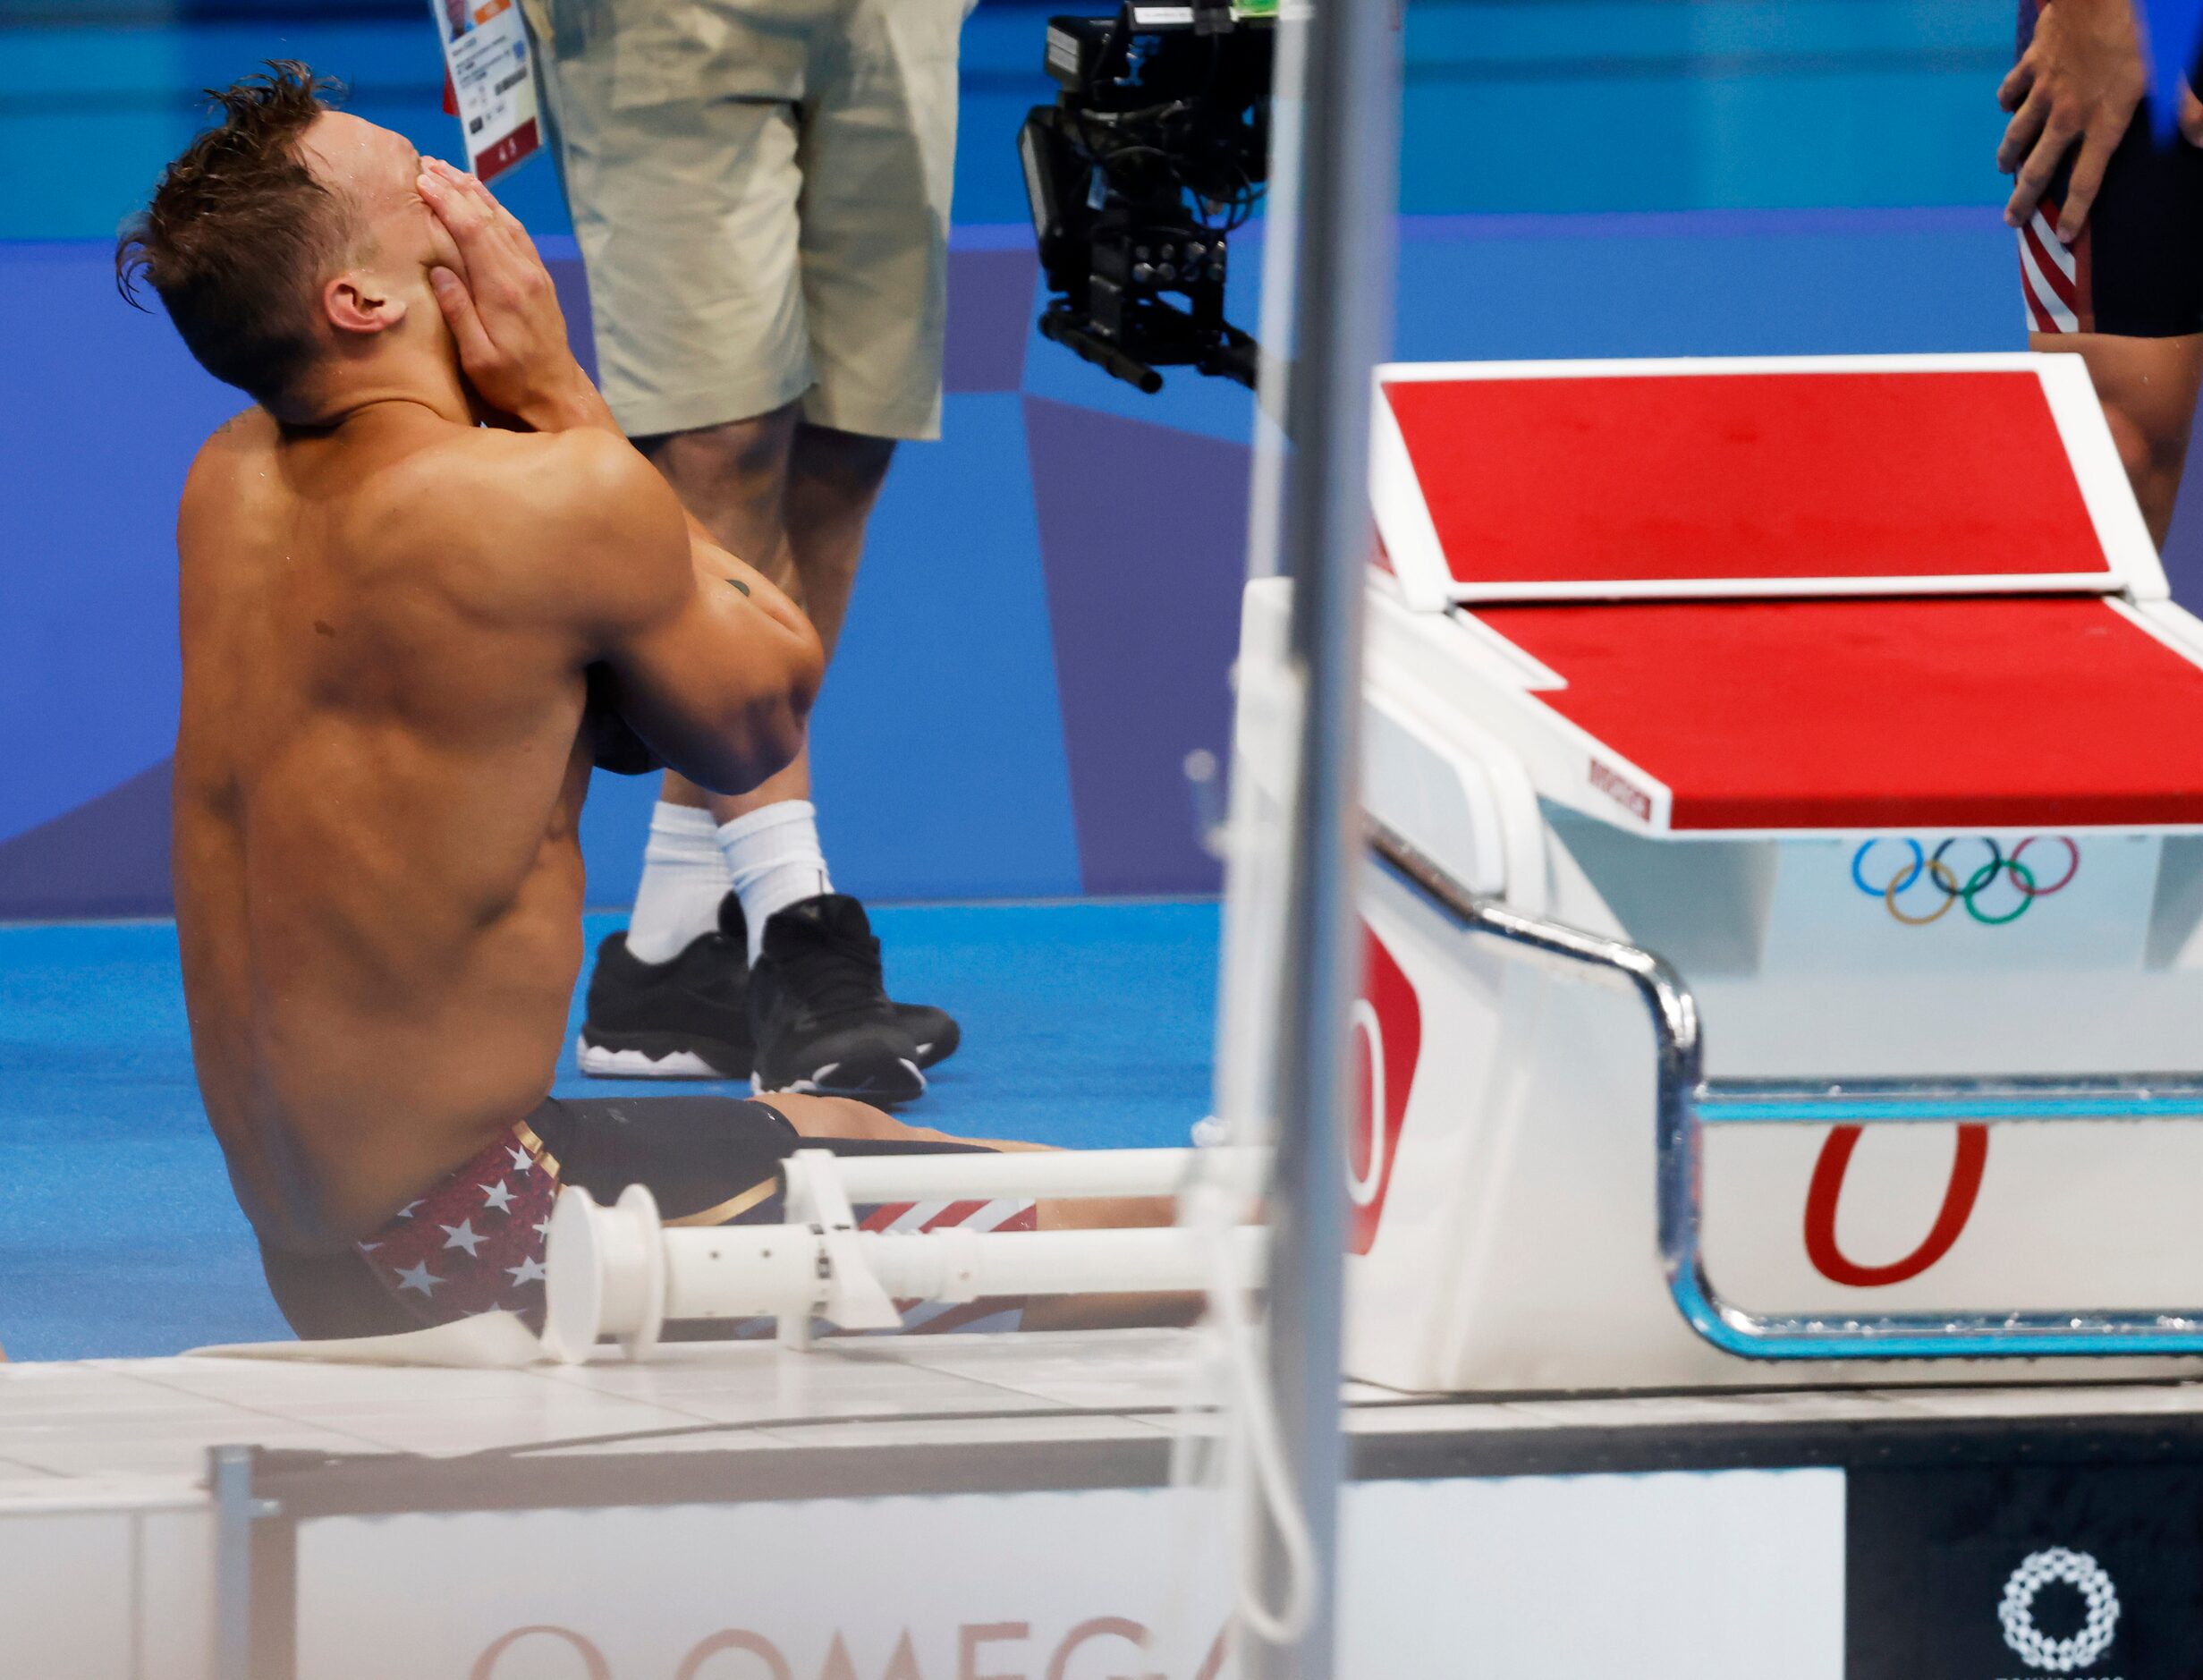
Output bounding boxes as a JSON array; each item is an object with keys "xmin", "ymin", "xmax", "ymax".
[{"xmin": 726, "ymin": 577, "xmax": 750, "ymax": 597}]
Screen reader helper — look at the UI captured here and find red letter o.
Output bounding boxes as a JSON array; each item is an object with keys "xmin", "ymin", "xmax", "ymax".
[{"xmin": 1803, "ymin": 1124, "xmax": 1987, "ymax": 1288}]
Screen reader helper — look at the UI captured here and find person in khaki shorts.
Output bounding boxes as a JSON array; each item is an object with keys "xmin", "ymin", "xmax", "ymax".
[{"xmin": 525, "ymin": 0, "xmax": 968, "ymax": 1104}]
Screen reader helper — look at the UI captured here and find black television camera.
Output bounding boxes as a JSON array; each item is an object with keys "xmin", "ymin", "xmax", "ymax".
[{"xmin": 1018, "ymin": 3, "xmax": 1275, "ymax": 394}]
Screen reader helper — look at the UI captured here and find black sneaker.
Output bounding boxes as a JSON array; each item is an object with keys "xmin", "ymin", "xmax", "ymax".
[
  {"xmin": 901, "ymin": 1002, "xmax": 962, "ymax": 1066},
  {"xmin": 718, "ymin": 895, "xmax": 960, "ymax": 1070},
  {"xmin": 574, "ymin": 914, "xmax": 753, "ymax": 1080},
  {"xmin": 577, "ymin": 895, "xmax": 961, "ymax": 1082},
  {"xmin": 749, "ymin": 894, "xmax": 928, "ymax": 1103}
]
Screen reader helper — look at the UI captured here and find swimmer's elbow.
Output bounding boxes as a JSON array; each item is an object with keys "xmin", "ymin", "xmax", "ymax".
[
  {"xmin": 623, "ymin": 616, "xmax": 822, "ymax": 795},
  {"xmin": 763, "ymin": 680, "xmax": 816, "ymax": 777},
  {"xmin": 733, "ymin": 624, "xmax": 822, "ymax": 782},
  {"xmin": 784, "ymin": 620, "xmax": 826, "ymax": 725},
  {"xmin": 652, "ymin": 679, "xmax": 813, "ymax": 799},
  {"xmin": 701, "ymin": 686, "xmax": 812, "ymax": 798},
  {"xmin": 767, "ymin": 627, "xmax": 824, "ymax": 768}
]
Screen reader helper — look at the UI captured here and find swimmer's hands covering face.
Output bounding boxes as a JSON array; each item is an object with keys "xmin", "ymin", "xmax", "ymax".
[{"xmin": 416, "ymin": 158, "xmax": 618, "ymax": 434}]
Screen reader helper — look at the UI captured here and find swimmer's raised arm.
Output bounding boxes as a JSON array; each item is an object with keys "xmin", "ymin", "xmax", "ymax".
[
  {"xmin": 414, "ymin": 161, "xmax": 821, "ymax": 789},
  {"xmin": 522, "ymin": 431, "xmax": 825, "ymax": 796}
]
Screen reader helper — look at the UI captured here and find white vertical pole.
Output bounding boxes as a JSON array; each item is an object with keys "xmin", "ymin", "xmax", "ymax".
[{"xmin": 1233, "ymin": 2, "xmax": 1401, "ymax": 1676}]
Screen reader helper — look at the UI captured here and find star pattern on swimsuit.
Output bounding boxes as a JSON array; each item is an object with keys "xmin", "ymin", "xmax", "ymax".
[
  {"xmin": 441, "ymin": 1219, "xmax": 484, "ymax": 1256},
  {"xmin": 363, "ymin": 1132, "xmax": 558, "ymax": 1332},
  {"xmin": 507, "ymin": 1145, "xmax": 533, "ymax": 1175},
  {"xmin": 394, "ymin": 1260, "xmax": 441, "ymax": 1295},
  {"xmin": 396, "ymin": 1201, "xmax": 422, "ymax": 1220}
]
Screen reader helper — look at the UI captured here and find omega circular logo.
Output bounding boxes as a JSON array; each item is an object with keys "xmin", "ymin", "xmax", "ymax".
[{"xmin": 1999, "ymin": 1548, "xmax": 2120, "ymax": 1673}]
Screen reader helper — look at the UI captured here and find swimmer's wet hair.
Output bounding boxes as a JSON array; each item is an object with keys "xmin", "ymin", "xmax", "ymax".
[{"xmin": 117, "ymin": 62, "xmax": 352, "ymax": 410}]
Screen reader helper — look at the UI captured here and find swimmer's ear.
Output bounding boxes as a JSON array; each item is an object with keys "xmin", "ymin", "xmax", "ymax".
[{"xmin": 321, "ymin": 272, "xmax": 408, "ymax": 337}]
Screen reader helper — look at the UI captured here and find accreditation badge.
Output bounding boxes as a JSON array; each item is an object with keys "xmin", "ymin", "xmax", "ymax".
[{"xmin": 429, "ymin": 0, "xmax": 544, "ymax": 182}]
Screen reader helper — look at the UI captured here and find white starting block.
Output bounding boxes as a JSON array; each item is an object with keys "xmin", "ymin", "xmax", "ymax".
[{"xmin": 1250, "ymin": 352, "xmax": 2203, "ymax": 1394}]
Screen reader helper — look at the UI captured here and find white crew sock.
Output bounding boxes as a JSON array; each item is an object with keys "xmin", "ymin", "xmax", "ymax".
[
  {"xmin": 623, "ymin": 802, "xmax": 729, "ymax": 964},
  {"xmin": 716, "ymin": 800, "xmax": 833, "ymax": 963}
]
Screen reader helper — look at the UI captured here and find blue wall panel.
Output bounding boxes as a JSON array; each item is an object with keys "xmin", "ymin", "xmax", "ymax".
[
  {"xmin": 0, "ymin": 208, "xmax": 2109, "ymax": 918},
  {"xmin": 1393, "ymin": 207, "xmax": 2021, "ymax": 361},
  {"xmin": 576, "ymin": 395, "xmax": 1085, "ymax": 908},
  {"xmin": 7, "ymin": 0, "xmax": 2173, "ymax": 919},
  {"xmin": 0, "ymin": 245, "xmax": 230, "ymax": 845},
  {"xmin": 812, "ymin": 393, "xmax": 1084, "ymax": 901}
]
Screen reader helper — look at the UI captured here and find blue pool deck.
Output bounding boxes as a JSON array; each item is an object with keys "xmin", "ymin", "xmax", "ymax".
[{"xmin": 0, "ymin": 902, "xmax": 1220, "ymax": 1361}]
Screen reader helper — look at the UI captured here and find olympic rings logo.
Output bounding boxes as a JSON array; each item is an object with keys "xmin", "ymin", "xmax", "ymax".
[{"xmin": 1850, "ymin": 836, "xmax": 2080, "ymax": 926}]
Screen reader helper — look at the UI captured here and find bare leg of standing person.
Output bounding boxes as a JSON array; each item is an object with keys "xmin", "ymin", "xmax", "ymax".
[
  {"xmin": 543, "ymin": 0, "xmax": 970, "ymax": 1104},
  {"xmin": 579, "ymin": 407, "xmax": 957, "ymax": 1101}
]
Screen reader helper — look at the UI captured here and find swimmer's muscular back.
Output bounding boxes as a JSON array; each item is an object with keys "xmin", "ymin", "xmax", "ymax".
[{"xmin": 174, "ymin": 404, "xmax": 821, "ymax": 1252}]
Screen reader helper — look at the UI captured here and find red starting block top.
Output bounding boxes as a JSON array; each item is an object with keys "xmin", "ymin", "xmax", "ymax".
[
  {"xmin": 1372, "ymin": 355, "xmax": 2164, "ymax": 607},
  {"xmin": 1478, "ymin": 596, "xmax": 2203, "ymax": 831}
]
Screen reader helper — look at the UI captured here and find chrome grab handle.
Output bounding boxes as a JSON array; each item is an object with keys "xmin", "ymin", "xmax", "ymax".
[{"xmin": 1366, "ymin": 816, "xmax": 2203, "ymax": 1361}]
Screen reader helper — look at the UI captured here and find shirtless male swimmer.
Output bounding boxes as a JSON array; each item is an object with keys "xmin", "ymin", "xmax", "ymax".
[{"xmin": 123, "ymin": 66, "xmax": 1174, "ymax": 1340}]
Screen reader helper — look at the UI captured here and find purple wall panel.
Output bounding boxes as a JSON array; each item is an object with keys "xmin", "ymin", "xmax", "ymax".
[
  {"xmin": 945, "ymin": 249, "xmax": 1038, "ymax": 394},
  {"xmin": 0, "ymin": 759, "xmax": 173, "ymax": 920},
  {"xmin": 2164, "ymin": 414, "xmax": 2203, "ymax": 601},
  {"xmin": 546, "ymin": 250, "xmax": 597, "ymax": 385},
  {"xmin": 548, "ymin": 242, "xmax": 1033, "ymax": 399},
  {"xmin": 1023, "ymin": 396, "xmax": 1247, "ymax": 896}
]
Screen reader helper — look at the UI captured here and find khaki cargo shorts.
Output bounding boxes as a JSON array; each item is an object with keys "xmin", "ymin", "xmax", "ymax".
[{"xmin": 522, "ymin": 0, "xmax": 967, "ymax": 441}]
